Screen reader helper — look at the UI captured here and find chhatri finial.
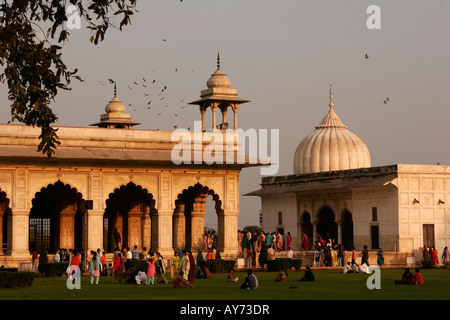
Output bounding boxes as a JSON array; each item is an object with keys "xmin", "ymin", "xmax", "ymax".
[
  {"xmin": 329, "ymin": 84, "xmax": 334, "ymax": 109},
  {"xmin": 114, "ymin": 82, "xmax": 117, "ymax": 97},
  {"xmin": 217, "ymin": 52, "xmax": 221, "ymax": 70}
]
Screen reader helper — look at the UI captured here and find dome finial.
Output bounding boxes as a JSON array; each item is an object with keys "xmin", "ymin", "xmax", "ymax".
[
  {"xmin": 217, "ymin": 52, "xmax": 221, "ymax": 70},
  {"xmin": 329, "ymin": 84, "xmax": 334, "ymax": 109},
  {"xmin": 114, "ymin": 82, "xmax": 117, "ymax": 97}
]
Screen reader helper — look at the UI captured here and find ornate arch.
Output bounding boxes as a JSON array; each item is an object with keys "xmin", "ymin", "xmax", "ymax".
[
  {"xmin": 29, "ymin": 180, "xmax": 86, "ymax": 253},
  {"xmin": 173, "ymin": 182, "xmax": 223, "ymax": 252},
  {"xmin": 103, "ymin": 182, "xmax": 156, "ymax": 252}
]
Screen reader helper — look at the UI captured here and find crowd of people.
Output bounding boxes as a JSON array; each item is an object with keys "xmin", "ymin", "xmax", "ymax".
[
  {"xmin": 422, "ymin": 246, "xmax": 449, "ymax": 266},
  {"xmin": 28, "ymin": 229, "xmax": 449, "ymax": 290},
  {"xmin": 108, "ymin": 247, "xmax": 215, "ymax": 288},
  {"xmin": 238, "ymin": 230, "xmax": 293, "ymax": 254},
  {"xmin": 237, "ymin": 229, "xmax": 295, "ymax": 268}
]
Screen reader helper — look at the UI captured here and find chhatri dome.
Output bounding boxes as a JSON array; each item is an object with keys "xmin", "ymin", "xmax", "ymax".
[
  {"xmin": 91, "ymin": 83, "xmax": 141, "ymax": 129},
  {"xmin": 206, "ymin": 53, "xmax": 232, "ymax": 89},
  {"xmin": 293, "ymin": 85, "xmax": 371, "ymax": 174}
]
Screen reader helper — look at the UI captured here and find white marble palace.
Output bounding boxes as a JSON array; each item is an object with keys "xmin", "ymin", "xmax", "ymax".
[
  {"xmin": 246, "ymin": 86, "xmax": 450, "ymax": 265},
  {"xmin": 0, "ymin": 56, "xmax": 261, "ymax": 268}
]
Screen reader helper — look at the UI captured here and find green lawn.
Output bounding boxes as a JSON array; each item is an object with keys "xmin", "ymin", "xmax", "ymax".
[{"xmin": 1, "ymin": 268, "xmax": 449, "ymax": 300}]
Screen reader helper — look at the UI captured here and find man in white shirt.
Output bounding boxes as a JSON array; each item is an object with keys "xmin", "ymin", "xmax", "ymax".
[{"xmin": 54, "ymin": 250, "xmax": 60, "ymax": 262}]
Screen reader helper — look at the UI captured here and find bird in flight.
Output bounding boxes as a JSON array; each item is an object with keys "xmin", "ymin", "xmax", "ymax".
[{"xmin": 365, "ymin": 54, "xmax": 370, "ymax": 59}]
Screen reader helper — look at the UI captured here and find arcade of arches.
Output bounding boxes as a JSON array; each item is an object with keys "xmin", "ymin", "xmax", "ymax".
[
  {"xmin": 0, "ymin": 166, "xmax": 241, "ymax": 265},
  {"xmin": 299, "ymin": 205, "xmax": 354, "ymax": 250}
]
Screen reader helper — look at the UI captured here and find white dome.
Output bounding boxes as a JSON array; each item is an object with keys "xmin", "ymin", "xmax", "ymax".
[
  {"xmin": 206, "ymin": 68, "xmax": 231, "ymax": 89},
  {"xmin": 105, "ymin": 96, "xmax": 127, "ymax": 113},
  {"xmin": 293, "ymin": 88, "xmax": 371, "ymax": 174}
]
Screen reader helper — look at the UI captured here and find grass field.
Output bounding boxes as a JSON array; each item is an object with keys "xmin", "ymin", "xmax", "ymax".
[{"xmin": 1, "ymin": 268, "xmax": 449, "ymax": 301}]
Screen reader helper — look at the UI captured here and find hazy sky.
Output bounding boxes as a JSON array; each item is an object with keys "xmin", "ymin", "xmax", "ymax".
[{"xmin": 1, "ymin": 0, "xmax": 449, "ymax": 229}]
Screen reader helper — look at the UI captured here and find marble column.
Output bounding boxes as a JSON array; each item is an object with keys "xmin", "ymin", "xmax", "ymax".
[
  {"xmin": 60, "ymin": 203, "xmax": 76, "ymax": 250},
  {"xmin": 189, "ymin": 194, "xmax": 207, "ymax": 251},
  {"xmin": 232, "ymin": 103, "xmax": 239, "ymax": 130},
  {"xmin": 10, "ymin": 210, "xmax": 30, "ymax": 258},
  {"xmin": 151, "ymin": 210, "xmax": 173, "ymax": 256},
  {"xmin": 172, "ymin": 200, "xmax": 185, "ymax": 251},
  {"xmin": 128, "ymin": 203, "xmax": 143, "ymax": 249}
]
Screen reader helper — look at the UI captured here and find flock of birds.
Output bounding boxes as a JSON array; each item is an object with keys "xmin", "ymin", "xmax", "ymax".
[
  {"xmin": 96, "ymin": 49, "xmax": 196, "ymax": 131},
  {"xmin": 94, "ymin": 50, "xmax": 389, "ymax": 131}
]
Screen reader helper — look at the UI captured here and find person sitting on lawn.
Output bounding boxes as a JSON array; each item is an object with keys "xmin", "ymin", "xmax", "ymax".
[
  {"xmin": 173, "ymin": 271, "xmax": 195, "ymax": 288},
  {"xmin": 240, "ymin": 269, "xmax": 258, "ymax": 289},
  {"xmin": 343, "ymin": 262, "xmax": 353, "ymax": 273},
  {"xmin": 298, "ymin": 266, "xmax": 315, "ymax": 282},
  {"xmin": 228, "ymin": 268, "xmax": 239, "ymax": 282},
  {"xmin": 412, "ymin": 268, "xmax": 423, "ymax": 285},
  {"xmin": 395, "ymin": 268, "xmax": 413, "ymax": 285},
  {"xmin": 275, "ymin": 267, "xmax": 288, "ymax": 282}
]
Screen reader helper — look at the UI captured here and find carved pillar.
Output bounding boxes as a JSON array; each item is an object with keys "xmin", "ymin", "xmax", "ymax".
[
  {"xmin": 128, "ymin": 203, "xmax": 143, "ymax": 249},
  {"xmin": 142, "ymin": 205, "xmax": 151, "ymax": 251},
  {"xmin": 152, "ymin": 210, "xmax": 173, "ymax": 255},
  {"xmin": 337, "ymin": 220, "xmax": 343, "ymax": 246},
  {"xmin": 312, "ymin": 220, "xmax": 318, "ymax": 243},
  {"xmin": 87, "ymin": 210, "xmax": 104, "ymax": 252},
  {"xmin": 211, "ymin": 102, "xmax": 218, "ymax": 130},
  {"xmin": 10, "ymin": 210, "xmax": 30, "ymax": 258},
  {"xmin": 190, "ymin": 194, "xmax": 207, "ymax": 251},
  {"xmin": 232, "ymin": 103, "xmax": 239, "ymax": 130},
  {"xmin": 220, "ymin": 105, "xmax": 228, "ymax": 129},
  {"xmin": 60, "ymin": 202, "xmax": 76, "ymax": 250},
  {"xmin": 0, "ymin": 204, "xmax": 4, "ymax": 255},
  {"xmin": 200, "ymin": 105, "xmax": 207, "ymax": 132},
  {"xmin": 219, "ymin": 210, "xmax": 239, "ymax": 253},
  {"xmin": 173, "ymin": 200, "xmax": 185, "ymax": 251}
]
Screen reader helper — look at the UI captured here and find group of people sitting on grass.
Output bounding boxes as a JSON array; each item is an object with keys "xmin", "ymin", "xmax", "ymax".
[{"xmin": 395, "ymin": 268, "xmax": 424, "ymax": 285}]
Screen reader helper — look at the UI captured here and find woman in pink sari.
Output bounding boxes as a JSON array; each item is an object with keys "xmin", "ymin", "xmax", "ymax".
[{"xmin": 286, "ymin": 232, "xmax": 292, "ymax": 251}]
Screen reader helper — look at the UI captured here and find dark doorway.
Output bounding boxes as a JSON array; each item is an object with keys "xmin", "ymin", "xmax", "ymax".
[
  {"xmin": 341, "ymin": 210, "xmax": 354, "ymax": 250},
  {"xmin": 317, "ymin": 205, "xmax": 337, "ymax": 244},
  {"xmin": 301, "ymin": 211, "xmax": 313, "ymax": 250},
  {"xmin": 423, "ymin": 224, "xmax": 435, "ymax": 249},
  {"xmin": 371, "ymin": 225, "xmax": 379, "ymax": 249}
]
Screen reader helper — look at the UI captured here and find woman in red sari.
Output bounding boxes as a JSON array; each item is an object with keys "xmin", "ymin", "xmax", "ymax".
[
  {"xmin": 431, "ymin": 246, "xmax": 439, "ymax": 265},
  {"xmin": 188, "ymin": 251, "xmax": 196, "ymax": 283},
  {"xmin": 301, "ymin": 232, "xmax": 309, "ymax": 251},
  {"xmin": 112, "ymin": 252, "xmax": 124, "ymax": 280}
]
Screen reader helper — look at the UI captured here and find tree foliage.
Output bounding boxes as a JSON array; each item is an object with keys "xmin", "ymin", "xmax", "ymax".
[{"xmin": 0, "ymin": 0, "xmax": 138, "ymax": 156}]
